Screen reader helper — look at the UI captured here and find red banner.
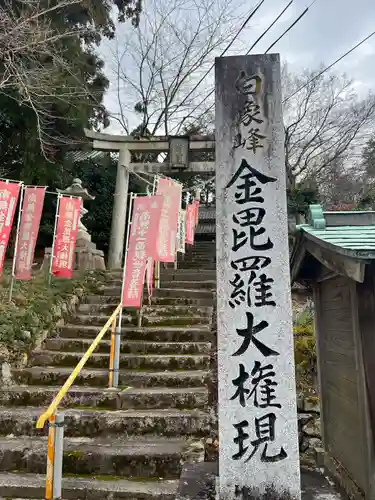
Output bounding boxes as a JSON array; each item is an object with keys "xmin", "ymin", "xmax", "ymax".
[
  {"xmin": 0, "ymin": 181, "xmax": 21, "ymax": 274},
  {"xmin": 15, "ymin": 187, "xmax": 46, "ymax": 280},
  {"xmin": 156, "ymin": 178, "xmax": 182, "ymax": 262},
  {"xmin": 122, "ymin": 196, "xmax": 163, "ymax": 308},
  {"xmin": 186, "ymin": 203, "xmax": 195, "ymax": 245},
  {"xmin": 51, "ymin": 196, "xmax": 81, "ymax": 278}
]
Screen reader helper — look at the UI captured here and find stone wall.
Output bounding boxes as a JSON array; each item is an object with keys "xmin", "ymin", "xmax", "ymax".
[
  {"xmin": 298, "ymin": 394, "xmax": 321, "ymax": 463},
  {"xmin": 205, "ymin": 291, "xmax": 219, "ymax": 462}
]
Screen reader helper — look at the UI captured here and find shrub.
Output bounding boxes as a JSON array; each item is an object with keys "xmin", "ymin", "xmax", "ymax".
[{"xmin": 0, "ymin": 269, "xmax": 106, "ymax": 363}]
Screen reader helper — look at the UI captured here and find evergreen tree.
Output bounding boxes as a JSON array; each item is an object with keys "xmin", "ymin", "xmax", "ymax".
[{"xmin": 0, "ymin": 0, "xmax": 141, "ymax": 184}]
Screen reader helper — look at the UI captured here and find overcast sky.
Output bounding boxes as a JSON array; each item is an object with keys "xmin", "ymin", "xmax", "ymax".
[{"xmin": 99, "ymin": 0, "xmax": 375, "ymax": 133}]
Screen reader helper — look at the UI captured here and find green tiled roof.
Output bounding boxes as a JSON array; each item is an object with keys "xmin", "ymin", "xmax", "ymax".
[
  {"xmin": 297, "ymin": 204, "xmax": 375, "ymax": 259},
  {"xmin": 302, "ymin": 225, "xmax": 375, "ymax": 252}
]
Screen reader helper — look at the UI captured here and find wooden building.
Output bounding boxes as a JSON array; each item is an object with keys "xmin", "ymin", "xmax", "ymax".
[
  {"xmin": 291, "ymin": 204, "xmax": 375, "ymax": 499},
  {"xmin": 196, "ymin": 203, "xmax": 216, "ymax": 242}
]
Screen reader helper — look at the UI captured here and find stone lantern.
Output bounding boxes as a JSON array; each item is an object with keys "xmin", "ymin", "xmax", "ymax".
[
  {"xmin": 57, "ymin": 178, "xmax": 94, "ymax": 241},
  {"xmin": 58, "ymin": 178, "xmax": 105, "ymax": 271},
  {"xmin": 43, "ymin": 179, "xmax": 106, "ymax": 272}
]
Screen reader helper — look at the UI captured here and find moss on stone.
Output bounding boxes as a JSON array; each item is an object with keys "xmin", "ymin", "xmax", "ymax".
[
  {"xmin": 293, "ymin": 305, "xmax": 316, "ymax": 391},
  {"xmin": 64, "ymin": 450, "xmax": 85, "ymax": 458},
  {"xmin": 63, "ymin": 473, "xmax": 165, "ymax": 482},
  {"xmin": 71, "ymin": 404, "xmax": 115, "ymax": 411}
]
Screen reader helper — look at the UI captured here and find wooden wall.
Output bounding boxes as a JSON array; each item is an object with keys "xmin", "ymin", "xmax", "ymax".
[
  {"xmin": 315, "ymin": 273, "xmax": 372, "ymax": 496},
  {"xmin": 356, "ymin": 268, "xmax": 375, "ymax": 499}
]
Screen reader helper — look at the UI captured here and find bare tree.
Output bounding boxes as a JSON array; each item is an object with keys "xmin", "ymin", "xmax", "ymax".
[
  {"xmin": 317, "ymin": 157, "xmax": 366, "ymax": 207},
  {"xmin": 283, "ymin": 65, "xmax": 375, "ymax": 189},
  {"xmin": 107, "ymin": 0, "xmax": 248, "ymax": 135},
  {"xmin": 0, "ymin": 0, "xmax": 98, "ymax": 158},
  {"xmin": 0, "ymin": 0, "xmax": 142, "ymax": 159}
]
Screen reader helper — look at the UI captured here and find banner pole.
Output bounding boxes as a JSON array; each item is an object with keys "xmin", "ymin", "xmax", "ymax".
[
  {"xmin": 114, "ymin": 192, "xmax": 136, "ymax": 388},
  {"xmin": 9, "ymin": 183, "xmax": 24, "ymax": 302},
  {"xmin": 48, "ymin": 194, "xmax": 61, "ymax": 286},
  {"xmin": 139, "ymin": 188, "xmax": 154, "ymax": 325},
  {"xmin": 0, "ymin": 177, "xmax": 21, "ymax": 183},
  {"xmin": 152, "ymin": 177, "xmax": 158, "ymax": 290},
  {"xmin": 154, "ymin": 176, "xmax": 161, "ymax": 289}
]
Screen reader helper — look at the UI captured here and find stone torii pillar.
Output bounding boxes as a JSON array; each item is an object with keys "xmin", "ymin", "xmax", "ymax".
[
  {"xmin": 110, "ymin": 148, "xmax": 130, "ymax": 270},
  {"xmin": 84, "ymin": 131, "xmax": 132, "ymax": 269}
]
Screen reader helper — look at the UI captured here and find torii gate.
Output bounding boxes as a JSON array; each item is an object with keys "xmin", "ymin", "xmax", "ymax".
[{"xmin": 84, "ymin": 129, "xmax": 215, "ymax": 269}]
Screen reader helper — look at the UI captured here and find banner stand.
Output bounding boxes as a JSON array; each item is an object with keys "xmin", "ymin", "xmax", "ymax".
[
  {"xmin": 48, "ymin": 194, "xmax": 62, "ymax": 286},
  {"xmin": 137, "ymin": 185, "xmax": 155, "ymax": 324},
  {"xmin": 8, "ymin": 184, "xmax": 24, "ymax": 302},
  {"xmin": 153, "ymin": 176, "xmax": 161, "ymax": 290},
  {"xmin": 137, "ymin": 302, "xmax": 143, "ymax": 327},
  {"xmin": 116, "ymin": 192, "xmax": 136, "ymax": 387},
  {"xmin": 154, "ymin": 260, "xmax": 160, "ymax": 290}
]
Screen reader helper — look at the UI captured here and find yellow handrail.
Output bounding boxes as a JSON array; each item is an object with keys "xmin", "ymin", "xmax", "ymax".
[{"xmin": 36, "ymin": 302, "xmax": 122, "ymax": 429}]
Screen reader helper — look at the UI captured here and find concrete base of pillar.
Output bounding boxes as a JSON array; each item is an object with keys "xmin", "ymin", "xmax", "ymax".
[{"xmin": 175, "ymin": 462, "xmax": 346, "ymax": 500}]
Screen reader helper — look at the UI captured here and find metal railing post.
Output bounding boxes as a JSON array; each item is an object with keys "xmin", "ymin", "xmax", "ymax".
[
  {"xmin": 52, "ymin": 412, "xmax": 64, "ymax": 499},
  {"xmin": 155, "ymin": 261, "xmax": 160, "ymax": 289},
  {"xmin": 113, "ymin": 313, "xmax": 121, "ymax": 388},
  {"xmin": 45, "ymin": 414, "xmax": 56, "ymax": 499},
  {"xmin": 108, "ymin": 317, "xmax": 117, "ymax": 388}
]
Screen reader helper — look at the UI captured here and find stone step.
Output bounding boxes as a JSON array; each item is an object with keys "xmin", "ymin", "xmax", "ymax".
[
  {"xmin": 58, "ymin": 325, "xmax": 212, "ymax": 342},
  {"xmin": 30, "ymin": 351, "xmax": 210, "ymax": 371},
  {"xmin": 85, "ymin": 294, "xmax": 123, "ymax": 304},
  {"xmin": 188, "ymin": 252, "xmax": 215, "ymax": 255},
  {"xmin": 96, "ymin": 286, "xmax": 214, "ymax": 299},
  {"xmin": 159, "ymin": 271, "xmax": 216, "ymax": 281},
  {"xmin": 99, "ymin": 282, "xmax": 215, "ymax": 296},
  {"xmin": 45, "ymin": 338, "xmax": 211, "ymax": 355},
  {"xmin": 97, "ymin": 285, "xmax": 131, "ymax": 296},
  {"xmin": 158, "ymin": 281, "xmax": 216, "ymax": 290},
  {"xmin": 85, "ymin": 292, "xmax": 214, "ymax": 305},
  {"xmin": 177, "ymin": 263, "xmax": 216, "ymax": 270},
  {"xmin": 150, "ymin": 296, "xmax": 214, "ymax": 306},
  {"xmin": 181, "ymin": 251, "xmax": 215, "ymax": 256},
  {"xmin": 0, "ymin": 407, "xmax": 211, "ymax": 438},
  {"xmin": 108, "ymin": 270, "xmax": 216, "ymax": 280},
  {"xmin": 0, "ymin": 436, "xmax": 203, "ymax": 477},
  {"xmin": 0, "ymin": 386, "xmax": 208, "ymax": 410},
  {"xmin": 107, "ymin": 279, "xmax": 216, "ymax": 290},
  {"xmin": 78, "ymin": 303, "xmax": 213, "ymax": 317},
  {"xmin": 12, "ymin": 366, "xmax": 210, "ymax": 388},
  {"xmin": 70, "ymin": 313, "xmax": 211, "ymax": 327},
  {"xmin": 0, "ymin": 472, "xmax": 178, "ymax": 499},
  {"xmin": 153, "ymin": 288, "xmax": 214, "ymax": 299},
  {"xmin": 179, "ymin": 254, "xmax": 215, "ymax": 258}
]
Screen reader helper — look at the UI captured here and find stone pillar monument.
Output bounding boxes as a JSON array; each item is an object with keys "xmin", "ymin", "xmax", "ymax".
[
  {"xmin": 43, "ymin": 179, "xmax": 105, "ymax": 271},
  {"xmin": 215, "ymin": 54, "xmax": 300, "ymax": 499}
]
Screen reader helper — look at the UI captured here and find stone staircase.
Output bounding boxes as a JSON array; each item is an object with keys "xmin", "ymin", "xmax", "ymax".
[
  {"xmin": 0, "ymin": 268, "xmax": 215, "ymax": 499},
  {"xmin": 179, "ymin": 241, "xmax": 216, "ymax": 270}
]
